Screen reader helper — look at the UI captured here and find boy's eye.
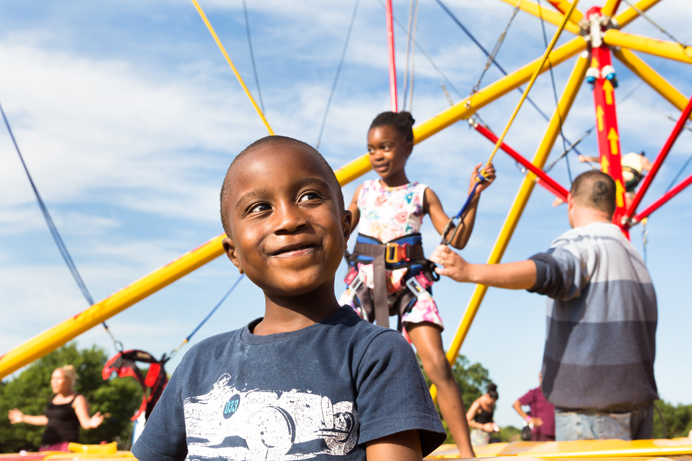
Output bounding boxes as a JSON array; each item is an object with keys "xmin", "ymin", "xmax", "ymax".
[
  {"xmin": 298, "ymin": 191, "xmax": 322, "ymax": 202},
  {"xmin": 248, "ymin": 203, "xmax": 271, "ymax": 214}
]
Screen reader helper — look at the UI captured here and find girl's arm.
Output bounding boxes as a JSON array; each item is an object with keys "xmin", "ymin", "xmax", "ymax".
[
  {"xmin": 8, "ymin": 409, "xmax": 48, "ymax": 426},
  {"xmin": 426, "ymin": 163, "xmax": 495, "ymax": 250},
  {"xmin": 366, "ymin": 430, "xmax": 422, "ymax": 461},
  {"xmin": 346, "ymin": 184, "xmax": 363, "ymax": 231},
  {"xmin": 73, "ymin": 395, "xmax": 103, "ymax": 430}
]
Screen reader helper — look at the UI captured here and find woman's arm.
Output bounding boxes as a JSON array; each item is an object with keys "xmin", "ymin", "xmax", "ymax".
[
  {"xmin": 8, "ymin": 409, "xmax": 48, "ymax": 426},
  {"xmin": 425, "ymin": 163, "xmax": 495, "ymax": 250},
  {"xmin": 366, "ymin": 430, "xmax": 422, "ymax": 461},
  {"xmin": 73, "ymin": 395, "xmax": 103, "ymax": 430}
]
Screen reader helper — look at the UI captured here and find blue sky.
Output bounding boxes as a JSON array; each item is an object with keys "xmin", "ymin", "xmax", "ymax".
[{"xmin": 1, "ymin": 0, "xmax": 691, "ymax": 428}]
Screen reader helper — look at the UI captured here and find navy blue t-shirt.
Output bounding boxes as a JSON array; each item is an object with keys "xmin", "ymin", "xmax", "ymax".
[{"xmin": 132, "ymin": 307, "xmax": 446, "ymax": 460}]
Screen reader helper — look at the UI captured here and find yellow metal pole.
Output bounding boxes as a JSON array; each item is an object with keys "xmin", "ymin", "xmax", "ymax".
[
  {"xmin": 415, "ymin": 36, "xmax": 586, "ymax": 144},
  {"xmin": 495, "ymin": 0, "xmax": 581, "ymax": 35},
  {"xmin": 485, "ymin": 0, "xmax": 580, "ymax": 166},
  {"xmin": 430, "ymin": 53, "xmax": 589, "ymax": 401},
  {"xmin": 614, "ymin": 48, "xmax": 692, "ymax": 118},
  {"xmin": 547, "ymin": 0, "xmax": 584, "ymax": 24},
  {"xmin": 0, "ymin": 36, "xmax": 587, "ymax": 381},
  {"xmin": 604, "ymin": 30, "xmax": 692, "ymax": 65},
  {"xmin": 600, "ymin": 0, "xmax": 622, "ymax": 17},
  {"xmin": 612, "ymin": 0, "xmax": 662, "ymax": 29},
  {"xmin": 190, "ymin": 0, "xmax": 274, "ymax": 136}
]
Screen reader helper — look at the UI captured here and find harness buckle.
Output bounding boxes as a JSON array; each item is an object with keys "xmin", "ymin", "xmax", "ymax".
[
  {"xmin": 385, "ymin": 243, "xmax": 399, "ymax": 263},
  {"xmin": 345, "ymin": 267, "xmax": 363, "ymax": 292},
  {"xmin": 405, "ymin": 276, "xmax": 426, "ymax": 299}
]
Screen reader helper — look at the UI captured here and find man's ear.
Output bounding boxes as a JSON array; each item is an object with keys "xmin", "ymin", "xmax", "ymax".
[
  {"xmin": 342, "ymin": 210, "xmax": 353, "ymax": 247},
  {"xmin": 222, "ymin": 236, "xmax": 244, "ymax": 274}
]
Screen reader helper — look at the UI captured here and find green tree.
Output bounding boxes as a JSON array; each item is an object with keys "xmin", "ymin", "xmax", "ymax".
[
  {"xmin": 419, "ymin": 354, "xmax": 496, "ymax": 444},
  {"xmin": 0, "ymin": 343, "xmax": 144, "ymax": 453},
  {"xmin": 653, "ymin": 400, "xmax": 692, "ymax": 439}
]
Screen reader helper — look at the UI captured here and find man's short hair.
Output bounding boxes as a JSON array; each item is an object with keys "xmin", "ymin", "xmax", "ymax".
[
  {"xmin": 220, "ymin": 135, "xmax": 344, "ymax": 236},
  {"xmin": 570, "ymin": 170, "xmax": 616, "ymax": 218}
]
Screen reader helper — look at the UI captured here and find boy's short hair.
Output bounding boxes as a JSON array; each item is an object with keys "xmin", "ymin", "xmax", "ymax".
[
  {"xmin": 570, "ymin": 170, "xmax": 616, "ymax": 218},
  {"xmin": 220, "ymin": 135, "xmax": 344, "ymax": 236}
]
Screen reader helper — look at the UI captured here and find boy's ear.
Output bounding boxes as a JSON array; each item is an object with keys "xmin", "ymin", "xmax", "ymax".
[
  {"xmin": 222, "ymin": 236, "xmax": 244, "ymax": 274},
  {"xmin": 342, "ymin": 210, "xmax": 353, "ymax": 247}
]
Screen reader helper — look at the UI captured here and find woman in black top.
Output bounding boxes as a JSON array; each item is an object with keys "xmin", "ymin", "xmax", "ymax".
[
  {"xmin": 467, "ymin": 383, "xmax": 499, "ymax": 447},
  {"xmin": 8, "ymin": 365, "xmax": 103, "ymax": 451}
]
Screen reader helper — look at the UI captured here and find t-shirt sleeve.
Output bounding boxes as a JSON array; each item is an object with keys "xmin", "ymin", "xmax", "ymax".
[
  {"xmin": 528, "ymin": 244, "xmax": 590, "ymax": 301},
  {"xmin": 132, "ymin": 360, "xmax": 188, "ymax": 461},
  {"xmin": 354, "ymin": 330, "xmax": 447, "ymax": 457},
  {"xmin": 518, "ymin": 388, "xmax": 536, "ymax": 406}
]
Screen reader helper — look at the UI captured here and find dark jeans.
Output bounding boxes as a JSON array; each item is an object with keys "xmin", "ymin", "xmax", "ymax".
[{"xmin": 555, "ymin": 404, "xmax": 653, "ymax": 441}]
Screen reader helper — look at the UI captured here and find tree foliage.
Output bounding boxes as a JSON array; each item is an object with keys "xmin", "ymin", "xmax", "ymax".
[
  {"xmin": 419, "ymin": 353, "xmax": 496, "ymax": 444},
  {"xmin": 0, "ymin": 343, "xmax": 143, "ymax": 453},
  {"xmin": 653, "ymin": 399, "xmax": 692, "ymax": 439}
]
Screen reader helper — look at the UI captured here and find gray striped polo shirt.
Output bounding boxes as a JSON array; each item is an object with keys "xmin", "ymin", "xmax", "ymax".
[{"xmin": 529, "ymin": 222, "xmax": 658, "ymax": 410}]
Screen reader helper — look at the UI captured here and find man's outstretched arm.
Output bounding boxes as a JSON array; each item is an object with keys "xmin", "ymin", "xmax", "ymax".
[{"xmin": 430, "ymin": 245, "xmax": 536, "ymax": 290}]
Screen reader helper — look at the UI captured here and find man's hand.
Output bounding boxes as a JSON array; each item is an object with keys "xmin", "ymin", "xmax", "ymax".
[{"xmin": 430, "ymin": 245, "xmax": 470, "ymax": 283}]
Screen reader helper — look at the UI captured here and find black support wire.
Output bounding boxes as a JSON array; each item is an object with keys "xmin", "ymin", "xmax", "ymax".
[
  {"xmin": 536, "ymin": 0, "xmax": 573, "ymax": 183},
  {"xmin": 0, "ymin": 100, "xmax": 122, "ymax": 351},
  {"xmin": 242, "ymin": 0, "xmax": 265, "ymax": 114},
  {"xmin": 432, "ymin": 0, "xmax": 586, "ymax": 159},
  {"xmin": 315, "ymin": 0, "xmax": 360, "ymax": 149}
]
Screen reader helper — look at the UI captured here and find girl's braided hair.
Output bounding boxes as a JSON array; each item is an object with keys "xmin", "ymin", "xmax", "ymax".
[{"xmin": 369, "ymin": 111, "xmax": 415, "ymax": 144}]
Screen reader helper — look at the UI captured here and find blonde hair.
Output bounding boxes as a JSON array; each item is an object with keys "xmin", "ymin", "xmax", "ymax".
[{"xmin": 58, "ymin": 365, "xmax": 79, "ymax": 386}]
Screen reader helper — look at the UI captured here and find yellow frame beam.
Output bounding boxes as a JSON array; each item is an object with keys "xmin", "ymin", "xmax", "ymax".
[
  {"xmin": 496, "ymin": 0, "xmax": 581, "ymax": 35},
  {"xmin": 547, "ymin": 0, "xmax": 584, "ymax": 24},
  {"xmin": 415, "ymin": 36, "xmax": 586, "ymax": 144},
  {"xmin": 612, "ymin": 0, "xmax": 663, "ymax": 29},
  {"xmin": 601, "ymin": 0, "xmax": 622, "ymax": 17},
  {"xmin": 430, "ymin": 53, "xmax": 589, "ymax": 401},
  {"xmin": 614, "ymin": 47, "xmax": 692, "ymax": 119},
  {"xmin": 604, "ymin": 30, "xmax": 692, "ymax": 65}
]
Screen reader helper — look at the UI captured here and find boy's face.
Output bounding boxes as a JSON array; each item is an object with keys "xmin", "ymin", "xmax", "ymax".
[{"xmin": 222, "ymin": 143, "xmax": 351, "ymax": 298}]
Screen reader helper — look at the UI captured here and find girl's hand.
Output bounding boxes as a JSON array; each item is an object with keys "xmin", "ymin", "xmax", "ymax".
[{"xmin": 470, "ymin": 162, "xmax": 496, "ymax": 197}]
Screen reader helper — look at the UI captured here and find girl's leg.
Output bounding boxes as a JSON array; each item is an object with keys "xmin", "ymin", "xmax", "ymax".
[{"xmin": 408, "ymin": 322, "xmax": 475, "ymax": 458}]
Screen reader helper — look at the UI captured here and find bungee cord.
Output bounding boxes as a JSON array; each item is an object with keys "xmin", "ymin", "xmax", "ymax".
[
  {"xmin": 167, "ymin": 274, "xmax": 245, "ymax": 360},
  {"xmin": 0, "ymin": 100, "xmax": 123, "ymax": 352},
  {"xmin": 316, "ymin": 0, "xmax": 361, "ymax": 150},
  {"xmin": 190, "ymin": 0, "xmax": 274, "ymax": 135},
  {"xmin": 242, "ymin": 0, "xmax": 265, "ymax": 115},
  {"xmin": 484, "ymin": 0, "xmax": 580, "ymax": 168},
  {"xmin": 537, "ymin": 0, "xmax": 573, "ymax": 183},
  {"xmin": 433, "ymin": 0, "xmax": 587, "ymax": 159}
]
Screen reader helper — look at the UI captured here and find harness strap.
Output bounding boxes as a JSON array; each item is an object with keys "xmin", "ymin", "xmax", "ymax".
[{"xmin": 346, "ymin": 234, "xmax": 431, "ymax": 329}]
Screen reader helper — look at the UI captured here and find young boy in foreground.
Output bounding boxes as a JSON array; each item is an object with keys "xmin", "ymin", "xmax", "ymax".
[{"xmin": 132, "ymin": 136, "xmax": 447, "ymax": 461}]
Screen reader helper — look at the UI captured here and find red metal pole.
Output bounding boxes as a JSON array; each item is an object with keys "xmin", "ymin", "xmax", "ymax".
[
  {"xmin": 633, "ymin": 172, "xmax": 692, "ymax": 223},
  {"xmin": 473, "ymin": 122, "xmax": 569, "ymax": 201},
  {"xmin": 626, "ymin": 92, "xmax": 692, "ymax": 221},
  {"xmin": 588, "ymin": 8, "xmax": 628, "ymax": 228},
  {"xmin": 385, "ymin": 0, "xmax": 398, "ymax": 112}
]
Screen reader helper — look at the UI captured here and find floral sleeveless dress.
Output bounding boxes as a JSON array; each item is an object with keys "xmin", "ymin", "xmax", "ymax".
[{"xmin": 339, "ymin": 179, "xmax": 444, "ymax": 330}]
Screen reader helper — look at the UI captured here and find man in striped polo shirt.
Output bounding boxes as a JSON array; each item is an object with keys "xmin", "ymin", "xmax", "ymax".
[{"xmin": 430, "ymin": 170, "xmax": 658, "ymax": 441}]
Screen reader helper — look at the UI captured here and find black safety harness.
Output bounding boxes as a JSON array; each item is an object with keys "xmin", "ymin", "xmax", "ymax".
[
  {"xmin": 102, "ymin": 350, "xmax": 169, "ymax": 421},
  {"xmin": 344, "ymin": 233, "xmax": 438, "ymax": 330}
]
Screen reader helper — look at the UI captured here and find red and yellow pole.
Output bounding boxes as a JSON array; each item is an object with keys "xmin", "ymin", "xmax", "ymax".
[{"xmin": 586, "ymin": 7, "xmax": 627, "ymax": 229}]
